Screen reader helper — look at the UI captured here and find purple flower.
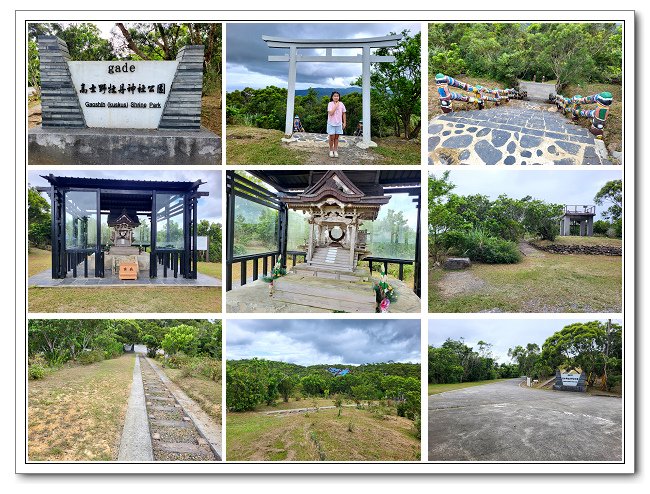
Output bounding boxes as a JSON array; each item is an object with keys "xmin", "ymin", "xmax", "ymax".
[{"xmin": 379, "ymin": 298, "xmax": 390, "ymax": 312}]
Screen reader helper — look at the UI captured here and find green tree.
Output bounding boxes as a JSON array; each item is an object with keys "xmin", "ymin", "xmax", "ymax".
[
  {"xmin": 226, "ymin": 359, "xmax": 269, "ymax": 412},
  {"xmin": 161, "ymin": 324, "xmax": 199, "ymax": 356},
  {"xmin": 508, "ymin": 343, "xmax": 541, "ymax": 378},
  {"xmin": 594, "ymin": 179, "xmax": 622, "ymax": 222},
  {"xmin": 360, "ymin": 30, "xmax": 421, "ymax": 139},
  {"xmin": 28, "ymin": 187, "xmax": 51, "ymax": 248}
]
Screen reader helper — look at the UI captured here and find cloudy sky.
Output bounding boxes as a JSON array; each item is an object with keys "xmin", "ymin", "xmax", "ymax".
[
  {"xmin": 226, "ymin": 23, "xmax": 420, "ymax": 92},
  {"xmin": 431, "ymin": 169, "xmax": 622, "ymax": 220},
  {"xmin": 28, "ymin": 169, "xmax": 222, "ymax": 223},
  {"xmin": 428, "ymin": 318, "xmax": 622, "ymax": 364},
  {"xmin": 227, "ymin": 319, "xmax": 421, "ymax": 366}
]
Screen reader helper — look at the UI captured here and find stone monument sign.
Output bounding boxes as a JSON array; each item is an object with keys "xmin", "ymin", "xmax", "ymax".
[{"xmin": 29, "ymin": 36, "xmax": 221, "ymax": 166}]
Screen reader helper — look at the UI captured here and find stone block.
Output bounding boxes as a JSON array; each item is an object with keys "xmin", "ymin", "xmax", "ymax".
[
  {"xmin": 443, "ymin": 257, "xmax": 471, "ymax": 270},
  {"xmin": 28, "ymin": 126, "xmax": 221, "ymax": 166}
]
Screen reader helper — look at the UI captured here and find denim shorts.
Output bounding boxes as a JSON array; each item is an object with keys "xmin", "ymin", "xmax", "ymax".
[{"xmin": 327, "ymin": 123, "xmax": 343, "ymax": 135}]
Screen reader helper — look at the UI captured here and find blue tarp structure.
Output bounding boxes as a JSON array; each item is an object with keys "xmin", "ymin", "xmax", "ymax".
[{"xmin": 327, "ymin": 367, "xmax": 350, "ymax": 377}]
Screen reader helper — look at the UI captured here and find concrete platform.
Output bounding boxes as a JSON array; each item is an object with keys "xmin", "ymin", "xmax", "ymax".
[
  {"xmin": 226, "ymin": 272, "xmax": 420, "ymax": 313},
  {"xmin": 282, "ymin": 132, "xmax": 376, "ymax": 149},
  {"xmin": 28, "ymin": 125, "xmax": 221, "ymax": 166},
  {"xmin": 28, "ymin": 268, "xmax": 221, "ymax": 287}
]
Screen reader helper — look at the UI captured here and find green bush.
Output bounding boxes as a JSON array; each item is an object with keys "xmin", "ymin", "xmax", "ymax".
[
  {"xmin": 162, "ymin": 324, "xmax": 199, "ymax": 356},
  {"xmin": 169, "ymin": 355, "xmax": 222, "ymax": 383},
  {"xmin": 28, "ymin": 364, "xmax": 45, "ymax": 380},
  {"xmin": 77, "ymin": 349, "xmax": 105, "ymax": 365},
  {"xmin": 442, "ymin": 229, "xmax": 522, "ymax": 264}
]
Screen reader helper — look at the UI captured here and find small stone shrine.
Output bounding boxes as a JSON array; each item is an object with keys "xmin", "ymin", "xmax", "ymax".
[
  {"xmin": 280, "ymin": 170, "xmax": 390, "ymax": 279},
  {"xmin": 105, "ymin": 209, "xmax": 148, "ymax": 277},
  {"xmin": 29, "ymin": 36, "xmax": 221, "ymax": 166}
]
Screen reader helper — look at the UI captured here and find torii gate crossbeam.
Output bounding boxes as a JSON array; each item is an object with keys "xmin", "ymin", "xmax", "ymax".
[{"xmin": 262, "ymin": 35, "xmax": 402, "ymax": 147}]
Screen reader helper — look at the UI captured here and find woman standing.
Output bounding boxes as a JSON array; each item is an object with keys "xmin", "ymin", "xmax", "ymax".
[{"xmin": 327, "ymin": 91, "xmax": 346, "ymax": 158}]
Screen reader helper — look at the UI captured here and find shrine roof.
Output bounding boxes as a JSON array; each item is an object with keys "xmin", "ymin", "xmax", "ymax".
[
  {"xmin": 249, "ymin": 170, "xmax": 420, "ymax": 193},
  {"xmin": 40, "ymin": 175, "xmax": 205, "ymax": 193}
]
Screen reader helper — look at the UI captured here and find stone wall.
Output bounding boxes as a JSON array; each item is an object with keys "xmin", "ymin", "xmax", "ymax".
[
  {"xmin": 530, "ymin": 242, "xmax": 621, "ymax": 256},
  {"xmin": 158, "ymin": 45, "xmax": 204, "ymax": 130},
  {"xmin": 38, "ymin": 36, "xmax": 85, "ymax": 128}
]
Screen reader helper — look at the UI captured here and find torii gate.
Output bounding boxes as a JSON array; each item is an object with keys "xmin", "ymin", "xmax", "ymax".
[{"xmin": 262, "ymin": 34, "xmax": 402, "ymax": 148}]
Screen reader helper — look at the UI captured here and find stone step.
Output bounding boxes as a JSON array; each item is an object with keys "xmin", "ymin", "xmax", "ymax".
[
  {"xmin": 155, "ymin": 442, "xmax": 212, "ymax": 455},
  {"xmin": 272, "ymin": 277, "xmax": 376, "ymax": 312},
  {"xmin": 151, "ymin": 419, "xmax": 193, "ymax": 428},
  {"xmin": 149, "ymin": 404, "xmax": 180, "ymax": 412},
  {"xmin": 147, "ymin": 395, "xmax": 175, "ymax": 402}
]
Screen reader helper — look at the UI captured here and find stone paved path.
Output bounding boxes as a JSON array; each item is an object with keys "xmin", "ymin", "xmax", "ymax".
[{"xmin": 428, "ymin": 100, "xmax": 612, "ymax": 166}]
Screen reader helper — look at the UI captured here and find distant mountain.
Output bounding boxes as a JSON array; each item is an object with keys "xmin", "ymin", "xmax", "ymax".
[{"xmin": 295, "ymin": 87, "xmax": 362, "ymax": 98}]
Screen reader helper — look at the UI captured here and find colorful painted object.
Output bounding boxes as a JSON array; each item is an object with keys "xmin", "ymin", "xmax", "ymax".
[
  {"xmin": 435, "ymin": 73, "xmax": 521, "ymax": 113},
  {"xmin": 550, "ymin": 91, "xmax": 613, "ymax": 137}
]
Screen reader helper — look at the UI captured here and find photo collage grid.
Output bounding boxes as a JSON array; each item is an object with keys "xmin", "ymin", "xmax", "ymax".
[{"xmin": 18, "ymin": 11, "xmax": 633, "ymax": 474}]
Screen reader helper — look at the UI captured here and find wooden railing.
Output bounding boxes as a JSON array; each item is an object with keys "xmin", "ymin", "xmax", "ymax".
[
  {"xmin": 550, "ymin": 91, "xmax": 613, "ymax": 137},
  {"xmin": 226, "ymin": 251, "xmax": 415, "ymax": 289},
  {"xmin": 364, "ymin": 256, "xmax": 414, "ymax": 282},
  {"xmin": 435, "ymin": 73, "xmax": 523, "ymax": 113}
]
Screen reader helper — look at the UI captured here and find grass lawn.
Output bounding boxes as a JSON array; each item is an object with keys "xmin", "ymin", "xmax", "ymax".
[
  {"xmin": 428, "ymin": 379, "xmax": 513, "ymax": 395},
  {"xmin": 532, "ymin": 235, "xmax": 622, "ymax": 247},
  {"xmin": 28, "ymin": 247, "xmax": 50, "ymax": 276},
  {"xmin": 227, "ymin": 403, "xmax": 420, "ymax": 461},
  {"xmin": 28, "ymin": 354, "xmax": 135, "ymax": 461},
  {"xmin": 371, "ymin": 136, "xmax": 420, "ymax": 165},
  {"xmin": 164, "ymin": 365, "xmax": 222, "ymax": 425},
  {"xmin": 226, "ymin": 125, "xmax": 311, "ymax": 165},
  {"xmin": 28, "ymin": 286, "xmax": 221, "ymax": 313},
  {"xmin": 197, "ymin": 261, "xmax": 222, "ymax": 279},
  {"xmin": 428, "ymin": 253, "xmax": 621, "ymax": 313},
  {"xmin": 226, "ymin": 125, "xmax": 420, "ymax": 165}
]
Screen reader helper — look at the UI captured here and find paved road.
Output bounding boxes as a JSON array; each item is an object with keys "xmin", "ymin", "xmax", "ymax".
[
  {"xmin": 519, "ymin": 81, "xmax": 556, "ymax": 101},
  {"xmin": 428, "ymin": 378, "xmax": 622, "ymax": 461},
  {"xmin": 428, "ymin": 100, "xmax": 611, "ymax": 166}
]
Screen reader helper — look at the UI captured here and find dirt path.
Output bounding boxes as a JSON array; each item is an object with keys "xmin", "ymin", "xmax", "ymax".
[
  {"xmin": 518, "ymin": 241, "xmax": 546, "ymax": 257},
  {"xmin": 438, "ymin": 270, "xmax": 487, "ymax": 298}
]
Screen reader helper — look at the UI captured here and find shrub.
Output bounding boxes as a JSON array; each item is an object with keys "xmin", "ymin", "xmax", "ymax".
[
  {"xmin": 411, "ymin": 414, "xmax": 421, "ymax": 440},
  {"xmin": 28, "ymin": 364, "xmax": 45, "ymax": 380},
  {"xmin": 442, "ymin": 229, "xmax": 521, "ymax": 264},
  {"xmin": 77, "ymin": 349, "xmax": 105, "ymax": 365},
  {"xmin": 593, "ymin": 220, "xmax": 610, "ymax": 235}
]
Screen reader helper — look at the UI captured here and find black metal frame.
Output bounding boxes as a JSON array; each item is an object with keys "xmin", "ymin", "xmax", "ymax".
[
  {"xmin": 225, "ymin": 170, "xmax": 421, "ymax": 296},
  {"xmin": 41, "ymin": 176, "xmax": 205, "ymax": 280}
]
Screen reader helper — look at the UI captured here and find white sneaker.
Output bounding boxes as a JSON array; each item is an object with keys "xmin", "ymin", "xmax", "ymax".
[
  {"xmin": 329, "ymin": 151, "xmax": 334, "ymax": 158},
  {"xmin": 334, "ymin": 151, "xmax": 339, "ymax": 158}
]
